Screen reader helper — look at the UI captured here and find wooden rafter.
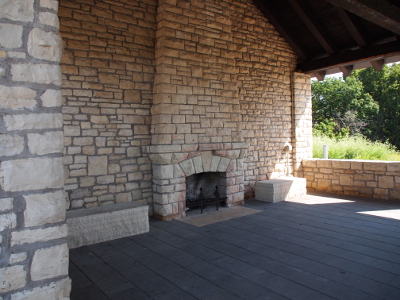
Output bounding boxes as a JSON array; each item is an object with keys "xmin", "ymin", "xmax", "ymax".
[
  {"xmin": 252, "ymin": 0, "xmax": 309, "ymax": 60},
  {"xmin": 325, "ymin": 0, "xmax": 400, "ymax": 35},
  {"xmin": 288, "ymin": 0, "xmax": 336, "ymax": 54},
  {"xmin": 334, "ymin": 7, "xmax": 368, "ymax": 47},
  {"xmin": 297, "ymin": 40, "xmax": 400, "ymax": 73}
]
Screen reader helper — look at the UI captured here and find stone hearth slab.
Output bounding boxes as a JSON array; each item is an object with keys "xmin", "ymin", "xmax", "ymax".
[
  {"xmin": 66, "ymin": 202, "xmax": 149, "ymax": 249},
  {"xmin": 177, "ymin": 206, "xmax": 262, "ymax": 227},
  {"xmin": 255, "ymin": 177, "xmax": 306, "ymax": 202}
]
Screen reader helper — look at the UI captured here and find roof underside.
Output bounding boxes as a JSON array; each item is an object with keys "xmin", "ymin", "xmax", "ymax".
[{"xmin": 253, "ymin": 0, "xmax": 400, "ymax": 79}]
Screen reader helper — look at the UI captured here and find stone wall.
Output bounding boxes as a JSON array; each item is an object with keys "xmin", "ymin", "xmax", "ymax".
[
  {"xmin": 292, "ymin": 72, "xmax": 313, "ymax": 177},
  {"xmin": 59, "ymin": 0, "xmax": 156, "ymax": 210},
  {"xmin": 303, "ymin": 159, "xmax": 400, "ymax": 200},
  {"xmin": 0, "ymin": 0, "xmax": 70, "ymax": 299},
  {"xmin": 58, "ymin": 0, "xmax": 312, "ymax": 218}
]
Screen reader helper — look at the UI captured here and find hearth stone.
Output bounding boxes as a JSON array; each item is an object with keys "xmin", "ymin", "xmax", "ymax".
[{"xmin": 255, "ymin": 177, "xmax": 306, "ymax": 202}]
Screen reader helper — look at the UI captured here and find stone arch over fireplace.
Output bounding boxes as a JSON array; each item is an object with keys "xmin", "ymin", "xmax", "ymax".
[{"xmin": 149, "ymin": 144, "xmax": 249, "ymax": 220}]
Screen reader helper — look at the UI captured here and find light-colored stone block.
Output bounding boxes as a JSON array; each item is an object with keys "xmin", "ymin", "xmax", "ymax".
[
  {"xmin": 0, "ymin": 212, "xmax": 17, "ymax": 231},
  {"xmin": 0, "ymin": 197, "xmax": 13, "ymax": 212},
  {"xmin": 31, "ymin": 244, "xmax": 69, "ymax": 281},
  {"xmin": 201, "ymin": 151, "xmax": 213, "ymax": 172},
  {"xmin": 28, "ymin": 28, "xmax": 61, "ymax": 61},
  {"xmin": 41, "ymin": 89, "xmax": 62, "ymax": 107},
  {"xmin": 9, "ymin": 253, "xmax": 27, "ymax": 264},
  {"xmin": 66, "ymin": 202, "xmax": 149, "ymax": 248},
  {"xmin": 0, "ymin": 85, "xmax": 36, "ymax": 109},
  {"xmin": 0, "ymin": 158, "xmax": 64, "ymax": 192},
  {"xmin": 24, "ymin": 191, "xmax": 66, "ymax": 227},
  {"xmin": 255, "ymin": 177, "xmax": 307, "ymax": 202},
  {"xmin": 179, "ymin": 159, "xmax": 195, "ymax": 176},
  {"xmin": 0, "ymin": 0, "xmax": 34, "ymax": 22},
  {"xmin": 5, "ymin": 113, "xmax": 63, "ymax": 131},
  {"xmin": 0, "ymin": 135, "xmax": 24, "ymax": 157},
  {"xmin": 11, "ymin": 224, "xmax": 67, "ymax": 246},
  {"xmin": 88, "ymin": 156, "xmax": 108, "ymax": 176},
  {"xmin": 153, "ymin": 164, "xmax": 174, "ymax": 179},
  {"xmin": 0, "ymin": 24, "xmax": 23, "ymax": 49},
  {"xmin": 39, "ymin": 12, "xmax": 59, "ymax": 28},
  {"xmin": 0, "ymin": 265, "xmax": 26, "ymax": 293},
  {"xmin": 28, "ymin": 131, "xmax": 63, "ymax": 155},
  {"xmin": 10, "ymin": 278, "xmax": 71, "ymax": 300},
  {"xmin": 210, "ymin": 155, "xmax": 221, "ymax": 172},
  {"xmin": 192, "ymin": 155, "xmax": 203, "ymax": 174},
  {"xmin": 11, "ymin": 64, "xmax": 61, "ymax": 85}
]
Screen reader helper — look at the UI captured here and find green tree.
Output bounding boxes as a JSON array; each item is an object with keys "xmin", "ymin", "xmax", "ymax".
[
  {"xmin": 352, "ymin": 64, "xmax": 400, "ymax": 148},
  {"xmin": 312, "ymin": 76, "xmax": 379, "ymax": 137}
]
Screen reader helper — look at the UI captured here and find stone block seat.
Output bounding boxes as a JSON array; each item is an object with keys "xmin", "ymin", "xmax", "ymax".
[
  {"xmin": 255, "ymin": 177, "xmax": 307, "ymax": 202},
  {"xmin": 66, "ymin": 202, "xmax": 149, "ymax": 249}
]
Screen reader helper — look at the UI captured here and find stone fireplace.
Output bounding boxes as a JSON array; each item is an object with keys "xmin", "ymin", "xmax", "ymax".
[{"xmin": 148, "ymin": 143, "xmax": 248, "ymax": 220}]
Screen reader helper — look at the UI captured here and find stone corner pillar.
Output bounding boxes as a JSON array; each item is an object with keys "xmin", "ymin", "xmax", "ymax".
[
  {"xmin": 292, "ymin": 72, "xmax": 313, "ymax": 178},
  {"xmin": 0, "ymin": 0, "xmax": 70, "ymax": 298}
]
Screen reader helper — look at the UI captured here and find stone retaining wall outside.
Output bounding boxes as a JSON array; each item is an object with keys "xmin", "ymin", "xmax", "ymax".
[{"xmin": 303, "ymin": 159, "xmax": 400, "ymax": 200}]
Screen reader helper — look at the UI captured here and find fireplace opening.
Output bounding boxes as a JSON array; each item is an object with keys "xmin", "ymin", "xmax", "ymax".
[{"xmin": 185, "ymin": 172, "xmax": 227, "ymax": 213}]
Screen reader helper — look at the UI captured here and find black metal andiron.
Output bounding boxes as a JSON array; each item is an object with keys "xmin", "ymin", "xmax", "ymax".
[{"xmin": 186, "ymin": 186, "xmax": 226, "ymax": 213}]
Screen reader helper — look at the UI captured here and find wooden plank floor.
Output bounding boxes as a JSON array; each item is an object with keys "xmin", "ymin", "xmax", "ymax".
[{"xmin": 69, "ymin": 192, "xmax": 400, "ymax": 300}]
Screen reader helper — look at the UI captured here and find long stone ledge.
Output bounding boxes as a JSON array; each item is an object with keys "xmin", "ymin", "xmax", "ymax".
[
  {"xmin": 66, "ymin": 202, "xmax": 149, "ymax": 249},
  {"xmin": 255, "ymin": 177, "xmax": 307, "ymax": 202}
]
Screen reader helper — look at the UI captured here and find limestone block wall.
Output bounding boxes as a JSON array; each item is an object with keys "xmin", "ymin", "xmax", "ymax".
[
  {"xmin": 303, "ymin": 159, "xmax": 400, "ymax": 200},
  {"xmin": 0, "ymin": 0, "xmax": 70, "ymax": 299},
  {"xmin": 59, "ymin": 0, "xmax": 156, "ymax": 210},
  {"xmin": 233, "ymin": 0, "xmax": 299, "ymax": 192},
  {"xmin": 292, "ymin": 72, "xmax": 313, "ymax": 177}
]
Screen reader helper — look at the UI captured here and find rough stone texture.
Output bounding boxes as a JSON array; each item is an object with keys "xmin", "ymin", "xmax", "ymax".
[
  {"xmin": 10, "ymin": 278, "xmax": 71, "ymax": 300},
  {"xmin": 0, "ymin": 158, "xmax": 64, "ymax": 192},
  {"xmin": 0, "ymin": 266, "xmax": 26, "ymax": 293},
  {"xmin": 0, "ymin": 135, "xmax": 24, "ymax": 157},
  {"xmin": 11, "ymin": 225, "xmax": 68, "ymax": 246},
  {"xmin": 0, "ymin": 0, "xmax": 34, "ymax": 22},
  {"xmin": 5, "ymin": 113, "xmax": 63, "ymax": 131},
  {"xmin": 41, "ymin": 89, "xmax": 62, "ymax": 107},
  {"xmin": 0, "ymin": 1, "xmax": 69, "ymax": 297},
  {"xmin": 304, "ymin": 159, "xmax": 400, "ymax": 201},
  {"xmin": 0, "ymin": 198, "xmax": 13, "ymax": 212},
  {"xmin": 255, "ymin": 177, "xmax": 307, "ymax": 202},
  {"xmin": 0, "ymin": 86, "xmax": 37, "ymax": 109},
  {"xmin": 66, "ymin": 202, "xmax": 149, "ymax": 248},
  {"xmin": 31, "ymin": 244, "xmax": 69, "ymax": 281},
  {"xmin": 11, "ymin": 64, "xmax": 62, "ymax": 85},
  {"xmin": 0, "ymin": 212, "xmax": 17, "ymax": 232},
  {"xmin": 28, "ymin": 28, "xmax": 62, "ymax": 61},
  {"xmin": 59, "ymin": 0, "xmax": 155, "ymax": 210},
  {"xmin": 28, "ymin": 131, "xmax": 64, "ymax": 155},
  {"xmin": 24, "ymin": 191, "xmax": 66, "ymax": 227},
  {"xmin": 0, "ymin": 24, "xmax": 23, "ymax": 49}
]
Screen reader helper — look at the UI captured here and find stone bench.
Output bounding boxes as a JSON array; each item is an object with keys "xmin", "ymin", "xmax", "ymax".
[
  {"xmin": 66, "ymin": 202, "xmax": 149, "ymax": 249},
  {"xmin": 255, "ymin": 177, "xmax": 307, "ymax": 202}
]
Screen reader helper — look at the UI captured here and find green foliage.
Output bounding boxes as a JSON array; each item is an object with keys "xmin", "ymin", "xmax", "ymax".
[
  {"xmin": 313, "ymin": 135, "xmax": 400, "ymax": 161},
  {"xmin": 313, "ymin": 118, "xmax": 349, "ymax": 138},
  {"xmin": 312, "ymin": 76, "xmax": 378, "ymax": 136},
  {"xmin": 312, "ymin": 63, "xmax": 400, "ymax": 150},
  {"xmin": 353, "ymin": 64, "xmax": 400, "ymax": 148}
]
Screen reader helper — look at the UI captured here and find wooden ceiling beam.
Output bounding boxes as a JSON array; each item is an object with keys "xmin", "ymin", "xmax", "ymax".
[
  {"xmin": 370, "ymin": 59, "xmax": 384, "ymax": 71},
  {"xmin": 297, "ymin": 40, "xmax": 400, "ymax": 73},
  {"xmin": 334, "ymin": 7, "xmax": 368, "ymax": 47},
  {"xmin": 339, "ymin": 65, "xmax": 354, "ymax": 76},
  {"xmin": 325, "ymin": 0, "xmax": 400, "ymax": 35},
  {"xmin": 314, "ymin": 71, "xmax": 327, "ymax": 81},
  {"xmin": 252, "ymin": 0, "xmax": 309, "ymax": 60},
  {"xmin": 288, "ymin": 0, "xmax": 336, "ymax": 54}
]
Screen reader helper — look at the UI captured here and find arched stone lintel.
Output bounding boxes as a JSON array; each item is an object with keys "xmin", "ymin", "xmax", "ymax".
[{"xmin": 178, "ymin": 153, "xmax": 232, "ymax": 177}]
